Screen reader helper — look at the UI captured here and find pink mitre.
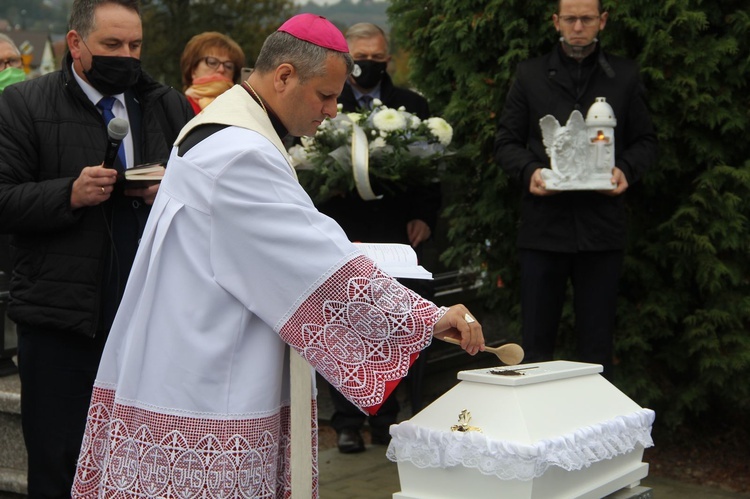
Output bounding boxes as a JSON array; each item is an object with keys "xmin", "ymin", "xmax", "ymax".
[{"xmin": 277, "ymin": 13, "xmax": 349, "ymax": 53}]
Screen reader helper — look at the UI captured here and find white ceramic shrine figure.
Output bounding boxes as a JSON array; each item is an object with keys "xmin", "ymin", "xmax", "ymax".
[{"xmin": 539, "ymin": 97, "xmax": 616, "ymax": 190}]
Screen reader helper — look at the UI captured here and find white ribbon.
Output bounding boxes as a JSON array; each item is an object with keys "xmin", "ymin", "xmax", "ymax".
[{"xmin": 351, "ymin": 123, "xmax": 382, "ymax": 201}]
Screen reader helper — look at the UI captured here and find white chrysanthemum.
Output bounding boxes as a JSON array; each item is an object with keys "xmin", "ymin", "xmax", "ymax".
[
  {"xmin": 333, "ymin": 119, "xmax": 353, "ymax": 130},
  {"xmin": 425, "ymin": 117, "xmax": 453, "ymax": 146},
  {"xmin": 332, "ymin": 114, "xmax": 355, "ymax": 130},
  {"xmin": 372, "ymin": 98, "xmax": 383, "ymax": 107},
  {"xmin": 372, "ymin": 108, "xmax": 407, "ymax": 132},
  {"xmin": 288, "ymin": 145, "xmax": 313, "ymax": 169},
  {"xmin": 347, "ymin": 112, "xmax": 362, "ymax": 123},
  {"xmin": 410, "ymin": 116, "xmax": 422, "ymax": 129},
  {"xmin": 315, "ymin": 119, "xmax": 333, "ymax": 135},
  {"xmin": 300, "ymin": 135, "xmax": 315, "ymax": 148},
  {"xmin": 370, "ymin": 137, "xmax": 387, "ymax": 151}
]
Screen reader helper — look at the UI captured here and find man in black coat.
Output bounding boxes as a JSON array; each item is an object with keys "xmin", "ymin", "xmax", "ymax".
[
  {"xmin": 494, "ymin": 0, "xmax": 657, "ymax": 380},
  {"xmin": 0, "ymin": 0, "xmax": 193, "ymax": 494},
  {"xmin": 318, "ymin": 22, "xmax": 441, "ymax": 454}
]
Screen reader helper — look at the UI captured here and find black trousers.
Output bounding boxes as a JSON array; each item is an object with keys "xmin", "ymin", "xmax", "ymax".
[
  {"xmin": 17, "ymin": 326, "xmax": 107, "ymax": 498},
  {"xmin": 519, "ymin": 248, "xmax": 623, "ymax": 380}
]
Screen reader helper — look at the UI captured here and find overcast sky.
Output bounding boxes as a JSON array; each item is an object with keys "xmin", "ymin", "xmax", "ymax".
[
  {"xmin": 294, "ymin": 0, "xmax": 342, "ymax": 4},
  {"xmin": 294, "ymin": 0, "xmax": 386, "ymax": 4}
]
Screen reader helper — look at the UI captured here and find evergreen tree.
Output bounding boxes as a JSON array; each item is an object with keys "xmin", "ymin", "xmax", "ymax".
[
  {"xmin": 388, "ymin": 0, "xmax": 750, "ymax": 428},
  {"xmin": 1, "ymin": 0, "xmax": 69, "ymax": 32},
  {"xmin": 140, "ymin": 0, "xmax": 296, "ymax": 88}
]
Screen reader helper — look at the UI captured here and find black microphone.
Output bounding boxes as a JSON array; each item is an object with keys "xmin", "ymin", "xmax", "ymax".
[{"xmin": 103, "ymin": 117, "xmax": 129, "ymax": 169}]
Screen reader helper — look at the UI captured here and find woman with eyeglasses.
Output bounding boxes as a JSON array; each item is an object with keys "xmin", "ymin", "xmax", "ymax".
[
  {"xmin": 0, "ymin": 34, "xmax": 25, "ymax": 94},
  {"xmin": 180, "ymin": 31, "xmax": 245, "ymax": 114}
]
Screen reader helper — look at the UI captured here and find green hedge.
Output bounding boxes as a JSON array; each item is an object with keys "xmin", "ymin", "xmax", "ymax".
[{"xmin": 388, "ymin": 0, "xmax": 750, "ymax": 429}]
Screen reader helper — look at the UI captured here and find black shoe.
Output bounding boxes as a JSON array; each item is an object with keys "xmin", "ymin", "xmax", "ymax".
[
  {"xmin": 337, "ymin": 428, "xmax": 365, "ymax": 454},
  {"xmin": 370, "ymin": 429, "xmax": 392, "ymax": 446}
]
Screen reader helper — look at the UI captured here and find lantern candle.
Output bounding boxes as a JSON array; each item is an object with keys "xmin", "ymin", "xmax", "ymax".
[{"xmin": 592, "ymin": 130, "xmax": 609, "ymax": 169}]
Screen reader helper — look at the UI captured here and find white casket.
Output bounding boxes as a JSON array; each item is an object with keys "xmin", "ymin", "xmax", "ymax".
[{"xmin": 387, "ymin": 361, "xmax": 655, "ymax": 499}]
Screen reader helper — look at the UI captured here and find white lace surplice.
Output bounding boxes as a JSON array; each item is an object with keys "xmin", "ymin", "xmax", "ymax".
[{"xmin": 72, "ymin": 106, "xmax": 438, "ymax": 497}]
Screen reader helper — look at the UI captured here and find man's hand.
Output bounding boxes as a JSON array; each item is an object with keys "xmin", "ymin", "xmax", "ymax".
[
  {"xmin": 70, "ymin": 165, "xmax": 119, "ymax": 209},
  {"xmin": 433, "ymin": 304, "xmax": 485, "ymax": 355},
  {"xmin": 407, "ymin": 219, "xmax": 432, "ymax": 247},
  {"xmin": 529, "ymin": 168, "xmax": 558, "ymax": 196},
  {"xmin": 124, "ymin": 183, "xmax": 160, "ymax": 205},
  {"xmin": 598, "ymin": 166, "xmax": 629, "ymax": 196}
]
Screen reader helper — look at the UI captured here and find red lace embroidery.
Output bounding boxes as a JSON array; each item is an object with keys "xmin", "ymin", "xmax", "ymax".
[
  {"xmin": 282, "ymin": 256, "xmax": 437, "ymax": 408},
  {"xmin": 72, "ymin": 387, "xmax": 317, "ymax": 498}
]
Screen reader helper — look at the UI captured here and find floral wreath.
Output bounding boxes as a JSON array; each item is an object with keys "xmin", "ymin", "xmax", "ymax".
[{"xmin": 288, "ymin": 99, "xmax": 454, "ymax": 203}]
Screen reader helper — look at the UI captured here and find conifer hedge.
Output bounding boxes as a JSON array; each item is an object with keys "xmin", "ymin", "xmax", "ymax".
[{"xmin": 388, "ymin": 0, "xmax": 750, "ymax": 428}]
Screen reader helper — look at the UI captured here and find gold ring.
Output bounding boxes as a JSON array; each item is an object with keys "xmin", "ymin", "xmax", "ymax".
[
  {"xmin": 464, "ymin": 313, "xmax": 476, "ymax": 324},
  {"xmin": 101, "ymin": 187, "xmax": 106, "ymax": 194}
]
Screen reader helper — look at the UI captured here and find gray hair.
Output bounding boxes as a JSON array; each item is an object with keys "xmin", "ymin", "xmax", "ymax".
[
  {"xmin": 0, "ymin": 34, "xmax": 20, "ymax": 55},
  {"xmin": 68, "ymin": 0, "xmax": 141, "ymax": 39},
  {"xmin": 254, "ymin": 31, "xmax": 354, "ymax": 83},
  {"xmin": 345, "ymin": 23, "xmax": 389, "ymax": 52}
]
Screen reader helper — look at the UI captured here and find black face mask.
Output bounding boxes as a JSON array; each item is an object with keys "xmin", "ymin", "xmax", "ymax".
[
  {"xmin": 84, "ymin": 55, "xmax": 141, "ymax": 96},
  {"xmin": 351, "ymin": 60, "xmax": 387, "ymax": 89}
]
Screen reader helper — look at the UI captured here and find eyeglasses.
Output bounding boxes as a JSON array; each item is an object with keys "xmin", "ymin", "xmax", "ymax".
[
  {"xmin": 559, "ymin": 15, "xmax": 601, "ymax": 26},
  {"xmin": 200, "ymin": 56, "xmax": 235, "ymax": 72},
  {"xmin": 0, "ymin": 57, "xmax": 22, "ymax": 70}
]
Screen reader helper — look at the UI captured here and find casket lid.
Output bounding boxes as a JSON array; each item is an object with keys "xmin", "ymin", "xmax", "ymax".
[
  {"xmin": 388, "ymin": 360, "xmax": 655, "ymax": 486},
  {"xmin": 457, "ymin": 360, "xmax": 602, "ymax": 386}
]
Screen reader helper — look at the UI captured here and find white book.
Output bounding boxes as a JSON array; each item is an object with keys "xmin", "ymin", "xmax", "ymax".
[{"xmin": 353, "ymin": 242, "xmax": 433, "ymax": 280}]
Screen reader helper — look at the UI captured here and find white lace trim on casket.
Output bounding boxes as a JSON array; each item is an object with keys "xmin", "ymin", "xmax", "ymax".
[{"xmin": 386, "ymin": 408, "xmax": 655, "ymax": 481}]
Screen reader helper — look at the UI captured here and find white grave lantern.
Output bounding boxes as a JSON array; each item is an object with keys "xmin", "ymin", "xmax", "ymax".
[
  {"xmin": 539, "ymin": 98, "xmax": 617, "ymax": 190},
  {"xmin": 387, "ymin": 361, "xmax": 655, "ymax": 499}
]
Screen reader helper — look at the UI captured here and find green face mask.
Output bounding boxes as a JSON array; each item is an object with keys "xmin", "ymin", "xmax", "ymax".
[{"xmin": 0, "ymin": 67, "xmax": 26, "ymax": 93}]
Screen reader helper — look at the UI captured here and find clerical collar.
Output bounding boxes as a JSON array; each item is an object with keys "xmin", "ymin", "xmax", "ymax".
[{"xmin": 241, "ymin": 81, "xmax": 288, "ymax": 139}]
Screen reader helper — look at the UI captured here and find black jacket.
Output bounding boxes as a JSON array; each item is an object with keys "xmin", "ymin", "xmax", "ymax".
[
  {"xmin": 320, "ymin": 73, "xmax": 441, "ymax": 245},
  {"xmin": 495, "ymin": 45, "xmax": 657, "ymax": 252},
  {"xmin": 0, "ymin": 53, "xmax": 193, "ymax": 337}
]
